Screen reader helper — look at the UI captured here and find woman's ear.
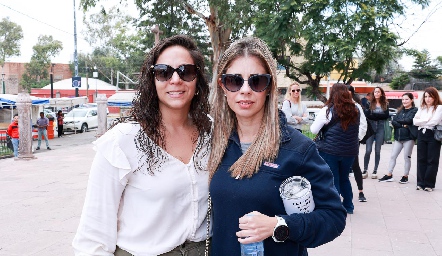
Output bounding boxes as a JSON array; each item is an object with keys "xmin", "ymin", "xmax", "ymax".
[{"xmin": 218, "ymin": 78, "xmax": 227, "ymax": 95}]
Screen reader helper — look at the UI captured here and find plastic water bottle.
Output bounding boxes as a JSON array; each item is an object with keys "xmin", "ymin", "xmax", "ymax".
[
  {"xmin": 240, "ymin": 214, "xmax": 264, "ymax": 256},
  {"xmin": 240, "ymin": 241, "xmax": 264, "ymax": 256}
]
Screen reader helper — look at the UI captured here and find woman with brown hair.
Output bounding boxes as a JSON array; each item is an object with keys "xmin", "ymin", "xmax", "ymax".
[
  {"xmin": 413, "ymin": 87, "xmax": 442, "ymax": 191},
  {"xmin": 311, "ymin": 83, "xmax": 360, "ymax": 213},
  {"xmin": 363, "ymin": 86, "xmax": 390, "ymax": 179},
  {"xmin": 73, "ymin": 35, "xmax": 212, "ymax": 255},
  {"xmin": 209, "ymin": 37, "xmax": 345, "ymax": 256},
  {"xmin": 281, "ymin": 82, "xmax": 308, "ymax": 132},
  {"xmin": 378, "ymin": 93, "xmax": 418, "ymax": 184}
]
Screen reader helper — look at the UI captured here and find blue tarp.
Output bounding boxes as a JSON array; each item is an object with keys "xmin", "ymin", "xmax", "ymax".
[{"xmin": 0, "ymin": 96, "xmax": 50, "ymax": 109}]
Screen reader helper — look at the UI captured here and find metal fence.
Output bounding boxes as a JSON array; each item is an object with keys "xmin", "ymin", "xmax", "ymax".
[{"xmin": 0, "ymin": 131, "xmax": 14, "ymax": 158}]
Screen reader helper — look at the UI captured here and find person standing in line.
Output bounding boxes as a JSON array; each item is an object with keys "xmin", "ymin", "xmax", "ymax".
[
  {"xmin": 413, "ymin": 87, "xmax": 442, "ymax": 192},
  {"xmin": 347, "ymin": 85, "xmax": 368, "ymax": 202},
  {"xmin": 72, "ymin": 35, "xmax": 213, "ymax": 255},
  {"xmin": 378, "ymin": 93, "xmax": 418, "ymax": 184},
  {"xmin": 7, "ymin": 114, "xmax": 20, "ymax": 158},
  {"xmin": 363, "ymin": 87, "xmax": 389, "ymax": 179},
  {"xmin": 281, "ymin": 82, "xmax": 308, "ymax": 133},
  {"xmin": 36, "ymin": 112, "xmax": 51, "ymax": 150},
  {"xmin": 56, "ymin": 110, "xmax": 64, "ymax": 138},
  {"xmin": 311, "ymin": 83, "xmax": 360, "ymax": 214},
  {"xmin": 209, "ymin": 37, "xmax": 346, "ymax": 256},
  {"xmin": 361, "ymin": 93, "xmax": 371, "ymax": 110}
]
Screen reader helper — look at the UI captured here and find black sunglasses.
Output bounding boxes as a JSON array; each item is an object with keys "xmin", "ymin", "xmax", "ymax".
[
  {"xmin": 221, "ymin": 74, "xmax": 271, "ymax": 92},
  {"xmin": 151, "ymin": 64, "xmax": 198, "ymax": 82},
  {"xmin": 292, "ymin": 89, "xmax": 301, "ymax": 92}
]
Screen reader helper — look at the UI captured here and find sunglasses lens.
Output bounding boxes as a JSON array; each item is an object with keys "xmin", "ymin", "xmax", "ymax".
[
  {"xmin": 153, "ymin": 65, "xmax": 173, "ymax": 81},
  {"xmin": 249, "ymin": 75, "xmax": 270, "ymax": 92},
  {"xmin": 153, "ymin": 64, "xmax": 197, "ymax": 82},
  {"xmin": 178, "ymin": 65, "xmax": 198, "ymax": 82},
  {"xmin": 223, "ymin": 75, "xmax": 244, "ymax": 92}
]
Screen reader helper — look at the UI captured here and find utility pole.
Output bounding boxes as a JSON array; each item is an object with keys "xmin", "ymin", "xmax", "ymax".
[
  {"xmin": 50, "ymin": 64, "xmax": 55, "ymax": 98},
  {"xmin": 73, "ymin": 0, "xmax": 79, "ymax": 97},
  {"xmin": 86, "ymin": 62, "xmax": 89, "ymax": 102}
]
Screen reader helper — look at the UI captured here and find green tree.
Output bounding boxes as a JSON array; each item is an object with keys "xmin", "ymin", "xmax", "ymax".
[
  {"xmin": 80, "ymin": 5, "xmax": 145, "ymax": 87},
  {"xmin": 79, "ymin": 0, "xmax": 256, "ymax": 82},
  {"xmin": 254, "ymin": 0, "xmax": 427, "ymax": 101},
  {"xmin": 0, "ymin": 17, "xmax": 24, "ymax": 66},
  {"xmin": 406, "ymin": 49, "xmax": 441, "ymax": 80},
  {"xmin": 21, "ymin": 35, "xmax": 63, "ymax": 91},
  {"xmin": 389, "ymin": 73, "xmax": 410, "ymax": 90}
]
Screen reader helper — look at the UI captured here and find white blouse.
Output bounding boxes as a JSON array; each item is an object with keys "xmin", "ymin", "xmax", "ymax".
[
  {"xmin": 72, "ymin": 123, "xmax": 211, "ymax": 256},
  {"xmin": 310, "ymin": 104, "xmax": 366, "ymax": 140},
  {"xmin": 413, "ymin": 105, "xmax": 442, "ymax": 133}
]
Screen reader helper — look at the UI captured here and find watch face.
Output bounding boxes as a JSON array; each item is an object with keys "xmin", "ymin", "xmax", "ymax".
[{"xmin": 274, "ymin": 225, "xmax": 289, "ymax": 241}]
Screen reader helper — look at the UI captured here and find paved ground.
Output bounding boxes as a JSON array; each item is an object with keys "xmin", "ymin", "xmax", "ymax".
[{"xmin": 0, "ymin": 133, "xmax": 442, "ymax": 255}]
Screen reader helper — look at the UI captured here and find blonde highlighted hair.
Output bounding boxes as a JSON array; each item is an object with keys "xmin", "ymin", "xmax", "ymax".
[
  {"xmin": 208, "ymin": 37, "xmax": 280, "ymax": 180},
  {"xmin": 284, "ymin": 82, "xmax": 303, "ymax": 110}
]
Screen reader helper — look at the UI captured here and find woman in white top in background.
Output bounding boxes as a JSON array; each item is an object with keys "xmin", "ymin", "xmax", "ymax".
[
  {"xmin": 72, "ymin": 35, "xmax": 212, "ymax": 255},
  {"xmin": 281, "ymin": 82, "xmax": 308, "ymax": 132},
  {"xmin": 413, "ymin": 87, "xmax": 442, "ymax": 192}
]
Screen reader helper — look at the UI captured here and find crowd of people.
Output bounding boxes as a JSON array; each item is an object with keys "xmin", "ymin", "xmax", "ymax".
[{"xmin": 3, "ymin": 34, "xmax": 429, "ymax": 255}]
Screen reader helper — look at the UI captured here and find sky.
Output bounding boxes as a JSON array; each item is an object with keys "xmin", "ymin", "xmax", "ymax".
[{"xmin": 1, "ymin": 0, "xmax": 442, "ymax": 71}]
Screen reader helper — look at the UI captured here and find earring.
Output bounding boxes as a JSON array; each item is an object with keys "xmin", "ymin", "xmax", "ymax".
[
  {"xmin": 224, "ymin": 94, "xmax": 227, "ymax": 97},
  {"xmin": 195, "ymin": 91, "xmax": 199, "ymax": 96}
]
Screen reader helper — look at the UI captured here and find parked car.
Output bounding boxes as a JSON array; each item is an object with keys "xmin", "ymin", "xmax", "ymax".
[
  {"xmin": 306, "ymin": 108, "xmax": 321, "ymax": 122},
  {"xmin": 63, "ymin": 107, "xmax": 98, "ymax": 133},
  {"xmin": 43, "ymin": 109, "xmax": 56, "ymax": 120},
  {"xmin": 389, "ymin": 107, "xmax": 397, "ymax": 118},
  {"xmin": 80, "ymin": 103, "xmax": 109, "ymax": 115}
]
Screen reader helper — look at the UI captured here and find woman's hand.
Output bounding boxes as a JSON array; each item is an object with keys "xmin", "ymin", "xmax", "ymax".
[
  {"xmin": 293, "ymin": 116, "xmax": 303, "ymax": 123},
  {"xmin": 236, "ymin": 211, "xmax": 277, "ymax": 244}
]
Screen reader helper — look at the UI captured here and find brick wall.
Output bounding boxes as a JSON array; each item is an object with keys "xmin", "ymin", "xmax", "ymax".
[{"xmin": 2, "ymin": 62, "xmax": 72, "ymax": 94}]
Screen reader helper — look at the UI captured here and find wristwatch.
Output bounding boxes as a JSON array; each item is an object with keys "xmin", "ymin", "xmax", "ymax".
[{"xmin": 272, "ymin": 216, "xmax": 290, "ymax": 242}]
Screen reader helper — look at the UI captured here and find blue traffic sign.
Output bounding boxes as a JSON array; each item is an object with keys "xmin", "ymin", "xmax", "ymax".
[{"xmin": 72, "ymin": 76, "xmax": 81, "ymax": 88}]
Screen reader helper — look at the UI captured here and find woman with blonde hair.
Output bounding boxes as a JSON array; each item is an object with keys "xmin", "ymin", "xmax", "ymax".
[
  {"xmin": 363, "ymin": 86, "xmax": 389, "ymax": 179},
  {"xmin": 209, "ymin": 37, "xmax": 346, "ymax": 256},
  {"xmin": 282, "ymin": 82, "xmax": 308, "ymax": 132},
  {"xmin": 413, "ymin": 87, "xmax": 442, "ymax": 192}
]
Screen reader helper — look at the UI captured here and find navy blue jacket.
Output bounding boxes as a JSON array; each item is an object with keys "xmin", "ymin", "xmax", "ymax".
[
  {"xmin": 210, "ymin": 114, "xmax": 347, "ymax": 256},
  {"xmin": 316, "ymin": 113, "xmax": 360, "ymax": 157}
]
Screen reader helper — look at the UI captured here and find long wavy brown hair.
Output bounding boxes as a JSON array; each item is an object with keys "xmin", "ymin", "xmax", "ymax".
[
  {"xmin": 131, "ymin": 34, "xmax": 211, "ymax": 146},
  {"xmin": 325, "ymin": 83, "xmax": 358, "ymax": 130},
  {"xmin": 420, "ymin": 86, "xmax": 441, "ymax": 112},
  {"xmin": 209, "ymin": 37, "xmax": 280, "ymax": 179},
  {"xmin": 369, "ymin": 86, "xmax": 388, "ymax": 111}
]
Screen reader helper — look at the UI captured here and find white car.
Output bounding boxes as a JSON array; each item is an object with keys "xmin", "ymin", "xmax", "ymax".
[{"xmin": 63, "ymin": 108, "xmax": 98, "ymax": 133}]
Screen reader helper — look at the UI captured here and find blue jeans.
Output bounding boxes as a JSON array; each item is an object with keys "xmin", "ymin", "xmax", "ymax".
[
  {"xmin": 319, "ymin": 151, "xmax": 355, "ymax": 212},
  {"xmin": 11, "ymin": 138, "xmax": 19, "ymax": 157},
  {"xmin": 37, "ymin": 129, "xmax": 49, "ymax": 148},
  {"xmin": 364, "ymin": 120, "xmax": 386, "ymax": 171}
]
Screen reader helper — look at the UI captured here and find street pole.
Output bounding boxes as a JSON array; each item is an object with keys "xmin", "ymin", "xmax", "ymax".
[
  {"xmin": 1, "ymin": 73, "xmax": 5, "ymax": 94},
  {"xmin": 1, "ymin": 64, "xmax": 5, "ymax": 94},
  {"xmin": 93, "ymin": 66, "xmax": 98, "ymax": 102},
  {"xmin": 73, "ymin": 0, "xmax": 79, "ymax": 97},
  {"xmin": 50, "ymin": 64, "xmax": 54, "ymax": 98}
]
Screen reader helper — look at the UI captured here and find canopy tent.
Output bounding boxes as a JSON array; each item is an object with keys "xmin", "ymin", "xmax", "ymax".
[
  {"xmin": 107, "ymin": 91, "xmax": 136, "ymax": 107},
  {"xmin": 0, "ymin": 94, "xmax": 49, "ymax": 109},
  {"xmin": 48, "ymin": 96, "xmax": 88, "ymax": 108}
]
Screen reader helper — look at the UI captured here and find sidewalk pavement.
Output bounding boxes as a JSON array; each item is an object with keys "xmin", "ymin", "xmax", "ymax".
[{"xmin": 1, "ymin": 135, "xmax": 442, "ymax": 255}]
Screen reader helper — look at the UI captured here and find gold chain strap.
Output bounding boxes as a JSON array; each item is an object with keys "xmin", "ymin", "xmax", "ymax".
[{"xmin": 204, "ymin": 193, "xmax": 211, "ymax": 256}]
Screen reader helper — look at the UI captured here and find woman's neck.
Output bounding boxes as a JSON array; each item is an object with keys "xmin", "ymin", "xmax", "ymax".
[{"xmin": 237, "ymin": 118, "xmax": 262, "ymax": 143}]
